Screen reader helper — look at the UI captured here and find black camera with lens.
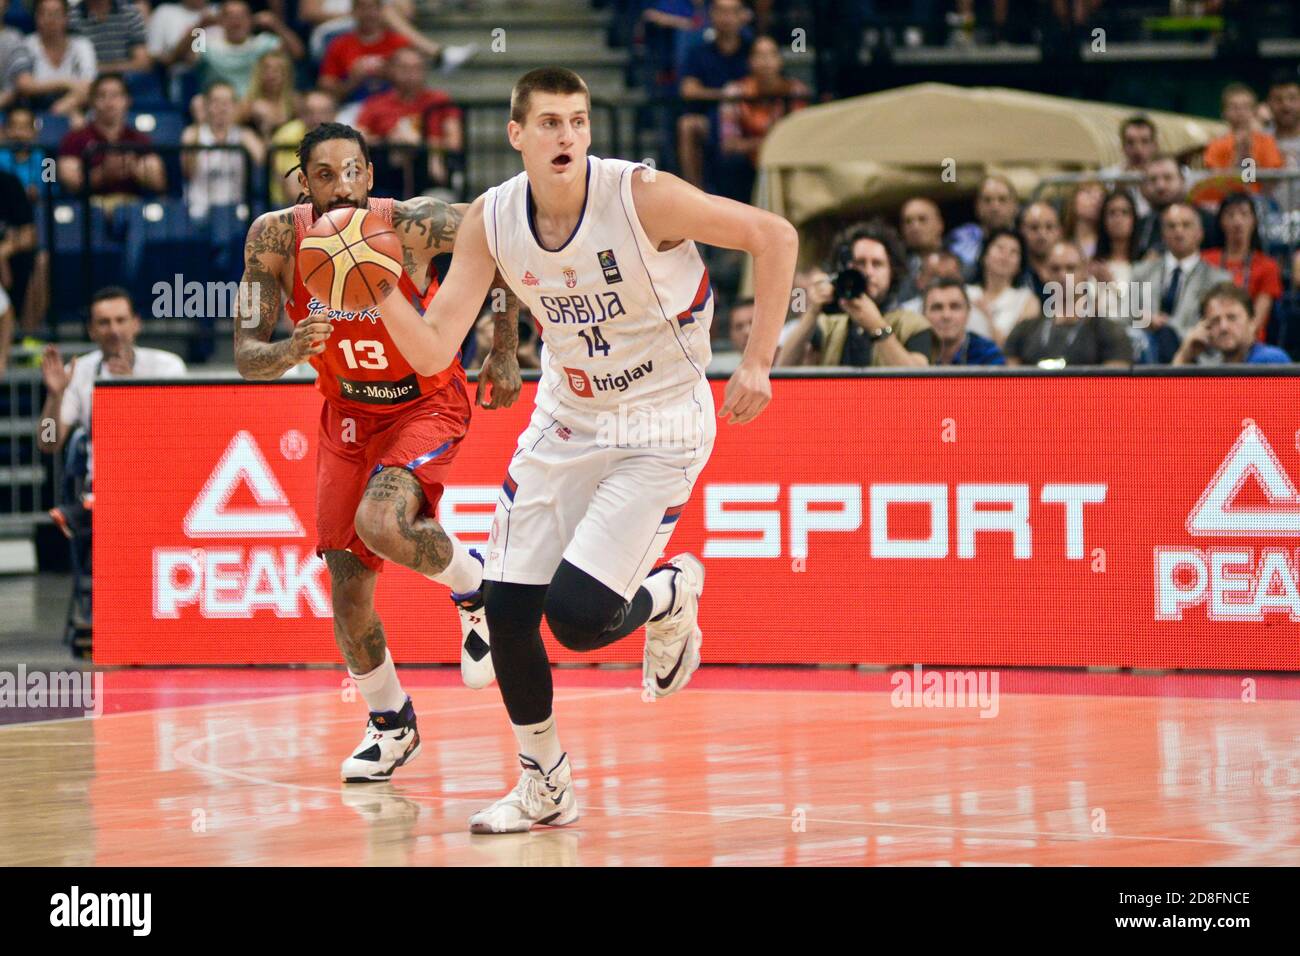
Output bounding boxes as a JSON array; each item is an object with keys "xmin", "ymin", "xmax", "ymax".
[{"xmin": 821, "ymin": 242, "xmax": 870, "ymax": 315}]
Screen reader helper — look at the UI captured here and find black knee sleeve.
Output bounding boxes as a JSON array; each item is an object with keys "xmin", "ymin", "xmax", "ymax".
[
  {"xmin": 483, "ymin": 580, "xmax": 552, "ymax": 726},
  {"xmin": 544, "ymin": 561, "xmax": 639, "ymax": 653}
]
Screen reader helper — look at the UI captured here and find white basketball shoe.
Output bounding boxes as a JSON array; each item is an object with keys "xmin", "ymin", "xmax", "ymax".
[
  {"xmin": 340, "ymin": 697, "xmax": 422, "ymax": 783},
  {"xmin": 642, "ymin": 553, "xmax": 705, "ymax": 698},
  {"xmin": 468, "ymin": 753, "xmax": 579, "ymax": 834},
  {"xmin": 451, "ymin": 549, "xmax": 495, "ymax": 689}
]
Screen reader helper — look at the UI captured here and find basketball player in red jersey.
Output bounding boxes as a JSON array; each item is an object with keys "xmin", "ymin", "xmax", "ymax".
[{"xmin": 233, "ymin": 122, "xmax": 523, "ymax": 782}]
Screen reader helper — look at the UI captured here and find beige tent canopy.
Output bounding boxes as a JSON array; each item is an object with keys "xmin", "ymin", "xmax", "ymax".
[{"xmin": 751, "ymin": 82, "xmax": 1226, "ymax": 272}]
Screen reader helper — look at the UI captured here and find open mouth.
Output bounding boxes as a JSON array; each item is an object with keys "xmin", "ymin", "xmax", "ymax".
[{"xmin": 551, "ymin": 153, "xmax": 572, "ymax": 171}]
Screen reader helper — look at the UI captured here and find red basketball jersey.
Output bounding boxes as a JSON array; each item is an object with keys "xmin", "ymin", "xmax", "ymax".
[{"xmin": 287, "ymin": 197, "xmax": 466, "ymax": 416}]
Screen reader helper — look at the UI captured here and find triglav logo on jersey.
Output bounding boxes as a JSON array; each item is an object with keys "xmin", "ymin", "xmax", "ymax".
[
  {"xmin": 563, "ymin": 367, "xmax": 593, "ymax": 397},
  {"xmin": 597, "ymin": 249, "xmax": 622, "ymax": 284},
  {"xmin": 1155, "ymin": 421, "xmax": 1300, "ymax": 622},
  {"xmin": 563, "ymin": 362, "xmax": 654, "ymax": 397},
  {"xmin": 306, "ymin": 296, "xmax": 381, "ymax": 325},
  {"xmin": 154, "ymin": 431, "xmax": 329, "ymax": 619},
  {"xmin": 563, "ymin": 267, "xmax": 578, "ymax": 289}
]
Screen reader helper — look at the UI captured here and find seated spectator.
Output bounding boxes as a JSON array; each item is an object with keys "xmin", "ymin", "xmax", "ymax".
[
  {"xmin": 0, "ymin": 105, "xmax": 49, "ymax": 200},
  {"xmin": 676, "ymin": 0, "xmax": 751, "ymax": 188},
  {"xmin": 301, "ymin": 0, "xmax": 469, "ymax": 68},
  {"xmin": 1130, "ymin": 202, "xmax": 1231, "ymax": 336},
  {"xmin": 0, "ymin": 165, "xmax": 36, "ymax": 326},
  {"xmin": 1099, "ymin": 115, "xmax": 1157, "ymax": 217},
  {"xmin": 899, "ymin": 248, "xmax": 963, "ymax": 314},
  {"xmin": 181, "ymin": 80, "xmax": 264, "ymax": 218},
  {"xmin": 1266, "ymin": 75, "xmax": 1300, "ymax": 167},
  {"xmin": 38, "ymin": 287, "xmax": 186, "ymax": 567},
  {"xmin": 38, "ymin": 285, "xmax": 187, "ymax": 474},
  {"xmin": 1202, "ymin": 193, "xmax": 1282, "ymax": 340},
  {"xmin": 709, "ymin": 296, "xmax": 753, "ymax": 374},
  {"xmin": 1172, "ymin": 281, "xmax": 1291, "ymax": 366},
  {"xmin": 1018, "ymin": 200, "xmax": 1061, "ymax": 299},
  {"xmin": 1265, "ymin": 74, "xmax": 1300, "ymax": 212},
  {"xmin": 948, "ymin": 173, "xmax": 1019, "ymax": 270},
  {"xmin": 270, "ymin": 87, "xmax": 336, "ymax": 205},
  {"xmin": 778, "ymin": 220, "xmax": 932, "ymax": 368},
  {"xmin": 1062, "ymin": 180, "xmax": 1104, "ymax": 260},
  {"xmin": 715, "ymin": 35, "xmax": 808, "ymax": 201},
  {"xmin": 356, "ymin": 47, "xmax": 461, "ymax": 189},
  {"xmin": 1003, "ymin": 241, "xmax": 1130, "ymax": 368},
  {"xmin": 1091, "ymin": 189, "xmax": 1139, "ymax": 316},
  {"xmin": 1201, "ymin": 82, "xmax": 1285, "ymax": 201},
  {"xmin": 320, "ymin": 0, "xmax": 444, "ymax": 108},
  {"xmin": 69, "ymin": 0, "xmax": 150, "ymax": 75},
  {"xmin": 11, "ymin": 0, "xmax": 97, "ymax": 116},
  {"xmin": 923, "ymin": 278, "xmax": 1005, "ymax": 366},
  {"xmin": 0, "ymin": 23, "xmax": 25, "ymax": 111},
  {"xmin": 177, "ymin": 0, "xmax": 303, "ymax": 100},
  {"xmin": 1133, "ymin": 156, "xmax": 1216, "ymax": 256},
  {"xmin": 239, "ymin": 47, "xmax": 295, "ymax": 141},
  {"xmin": 897, "ymin": 196, "xmax": 946, "ymax": 301},
  {"xmin": 147, "ymin": 0, "xmax": 215, "ymax": 100},
  {"xmin": 962, "ymin": 228, "xmax": 1038, "ymax": 345},
  {"xmin": 56, "ymin": 72, "xmax": 167, "ymax": 203}
]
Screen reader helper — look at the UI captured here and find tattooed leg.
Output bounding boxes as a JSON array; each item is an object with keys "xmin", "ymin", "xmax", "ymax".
[
  {"xmin": 323, "ymin": 549, "xmax": 387, "ymax": 674},
  {"xmin": 354, "ymin": 467, "xmax": 454, "ymax": 576}
]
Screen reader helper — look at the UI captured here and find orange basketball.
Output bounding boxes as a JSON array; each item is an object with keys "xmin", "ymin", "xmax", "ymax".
[{"xmin": 298, "ymin": 206, "xmax": 404, "ymax": 311}]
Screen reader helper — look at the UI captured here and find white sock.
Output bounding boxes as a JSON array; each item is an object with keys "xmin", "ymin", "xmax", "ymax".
[
  {"xmin": 428, "ymin": 537, "xmax": 483, "ymax": 596},
  {"xmin": 349, "ymin": 649, "xmax": 408, "ymax": 714},
  {"xmin": 642, "ymin": 566, "xmax": 678, "ymax": 619},
  {"xmin": 512, "ymin": 716, "xmax": 564, "ymax": 772}
]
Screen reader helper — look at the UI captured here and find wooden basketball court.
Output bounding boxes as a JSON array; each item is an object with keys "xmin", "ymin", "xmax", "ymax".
[{"xmin": 2, "ymin": 668, "xmax": 1297, "ymax": 866}]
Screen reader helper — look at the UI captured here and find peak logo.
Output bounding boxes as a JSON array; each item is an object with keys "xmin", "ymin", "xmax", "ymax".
[
  {"xmin": 185, "ymin": 431, "xmax": 304, "ymax": 537},
  {"xmin": 1157, "ymin": 422, "xmax": 1300, "ymax": 622},
  {"xmin": 1186, "ymin": 422, "xmax": 1300, "ymax": 535},
  {"xmin": 155, "ymin": 431, "xmax": 328, "ymax": 620}
]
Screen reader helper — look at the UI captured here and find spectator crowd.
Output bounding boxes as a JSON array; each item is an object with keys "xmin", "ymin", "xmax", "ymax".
[
  {"xmin": 710, "ymin": 75, "xmax": 1300, "ymax": 370},
  {"xmin": 0, "ymin": 0, "xmax": 472, "ymax": 338}
]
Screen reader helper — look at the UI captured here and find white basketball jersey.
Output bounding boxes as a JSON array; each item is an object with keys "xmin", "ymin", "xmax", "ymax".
[{"xmin": 483, "ymin": 155, "xmax": 713, "ymax": 415}]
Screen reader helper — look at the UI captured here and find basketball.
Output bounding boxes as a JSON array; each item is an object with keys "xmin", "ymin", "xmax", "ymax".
[{"xmin": 298, "ymin": 206, "xmax": 404, "ymax": 311}]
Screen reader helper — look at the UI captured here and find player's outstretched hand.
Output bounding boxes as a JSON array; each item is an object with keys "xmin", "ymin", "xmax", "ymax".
[
  {"xmin": 476, "ymin": 348, "xmax": 523, "ymax": 409},
  {"xmin": 289, "ymin": 318, "xmax": 333, "ymax": 362},
  {"xmin": 719, "ymin": 361, "xmax": 771, "ymax": 425}
]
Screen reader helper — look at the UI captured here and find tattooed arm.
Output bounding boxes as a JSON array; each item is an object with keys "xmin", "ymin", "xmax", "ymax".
[
  {"xmin": 234, "ymin": 210, "xmax": 330, "ymax": 380},
  {"xmin": 378, "ymin": 196, "xmax": 497, "ymax": 376},
  {"xmin": 476, "ymin": 270, "xmax": 522, "ymax": 409},
  {"xmin": 391, "ymin": 196, "xmax": 466, "ymax": 283}
]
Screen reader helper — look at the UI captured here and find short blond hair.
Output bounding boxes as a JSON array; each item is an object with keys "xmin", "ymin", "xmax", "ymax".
[{"xmin": 510, "ymin": 67, "xmax": 590, "ymax": 125}]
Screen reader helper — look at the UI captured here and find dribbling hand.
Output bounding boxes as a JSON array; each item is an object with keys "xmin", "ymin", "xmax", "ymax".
[{"xmin": 290, "ymin": 319, "xmax": 333, "ymax": 362}]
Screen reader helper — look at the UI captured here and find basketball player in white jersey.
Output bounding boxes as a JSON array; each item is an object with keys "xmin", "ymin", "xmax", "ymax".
[{"xmin": 377, "ymin": 67, "xmax": 797, "ymax": 832}]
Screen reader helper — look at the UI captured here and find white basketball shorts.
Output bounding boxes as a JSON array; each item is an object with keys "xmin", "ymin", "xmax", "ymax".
[{"xmin": 483, "ymin": 383, "xmax": 715, "ymax": 601}]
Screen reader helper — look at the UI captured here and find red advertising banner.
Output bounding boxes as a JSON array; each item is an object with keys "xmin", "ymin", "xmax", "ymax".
[{"xmin": 93, "ymin": 375, "xmax": 1300, "ymax": 670}]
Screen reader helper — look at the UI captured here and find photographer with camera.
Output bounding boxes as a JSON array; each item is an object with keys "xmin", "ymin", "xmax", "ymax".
[{"xmin": 777, "ymin": 220, "xmax": 932, "ymax": 368}]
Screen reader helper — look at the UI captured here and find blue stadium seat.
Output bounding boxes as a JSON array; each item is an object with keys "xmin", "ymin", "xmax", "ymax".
[
  {"xmin": 36, "ymin": 113, "xmax": 70, "ymax": 151},
  {"xmin": 48, "ymin": 202, "xmax": 125, "ymax": 323},
  {"xmin": 125, "ymin": 71, "xmax": 170, "ymax": 112},
  {"xmin": 132, "ymin": 110, "xmax": 185, "ymax": 146},
  {"xmin": 121, "ymin": 197, "xmax": 208, "ymax": 311}
]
